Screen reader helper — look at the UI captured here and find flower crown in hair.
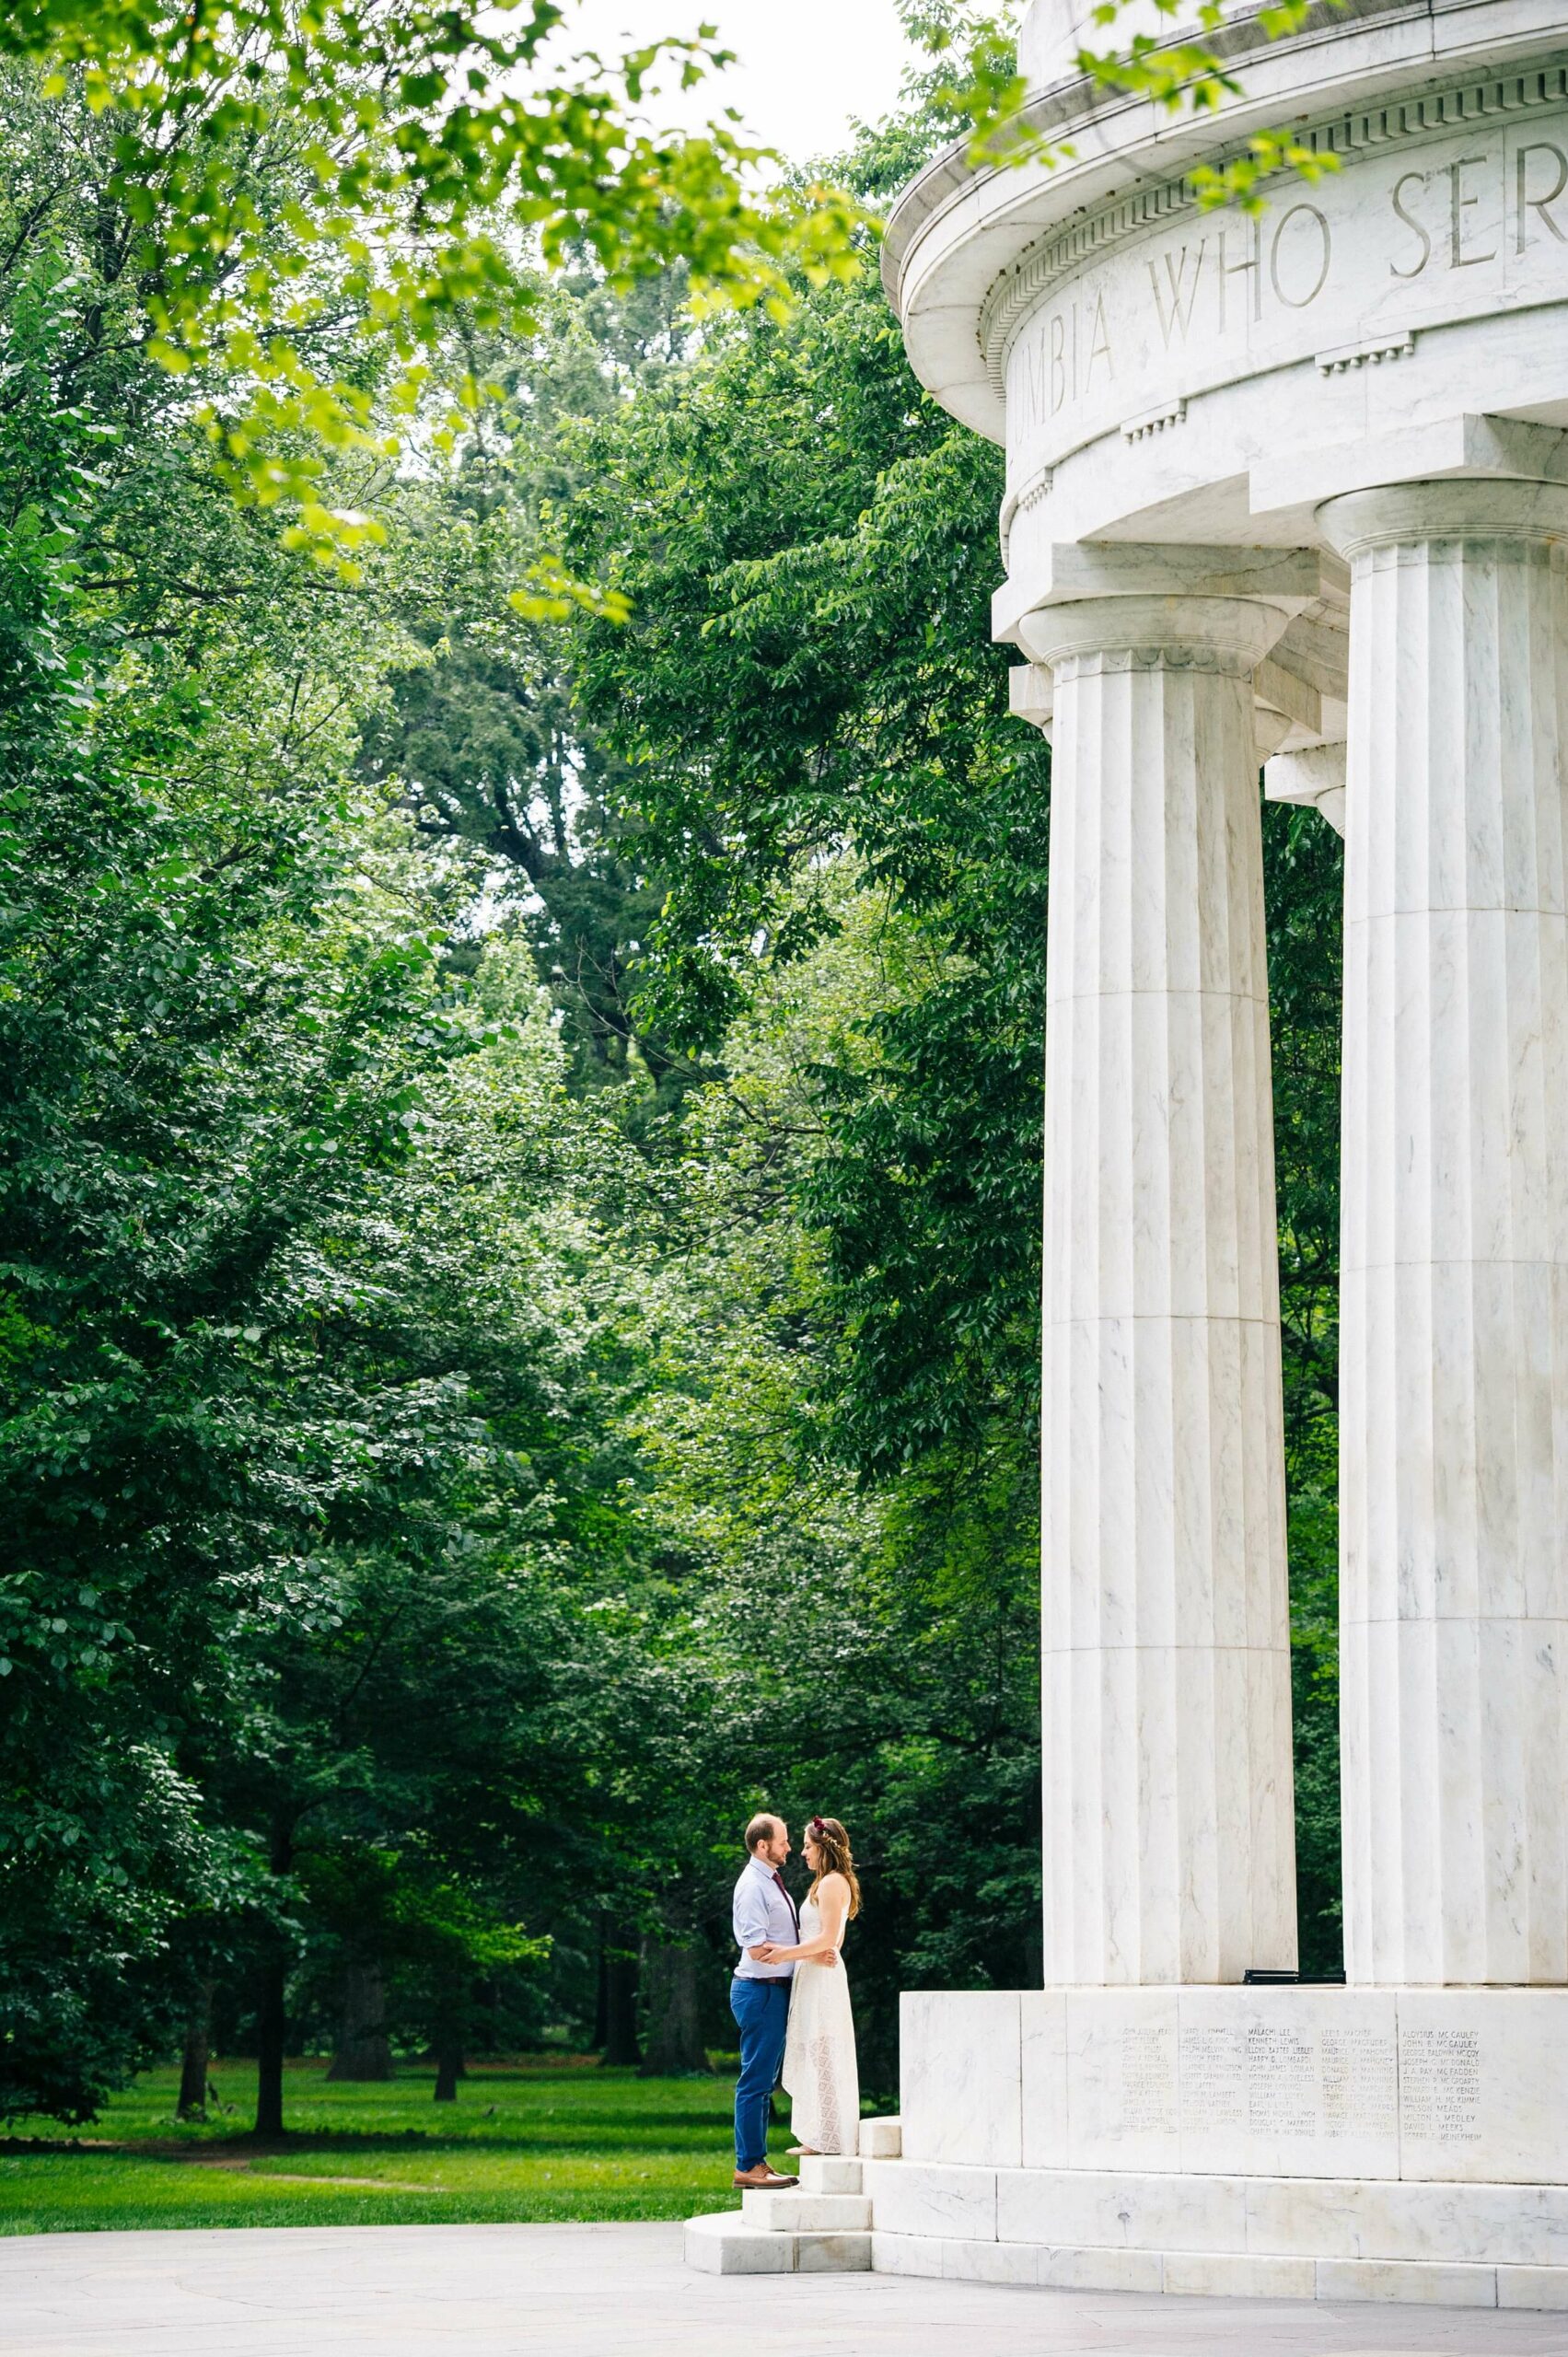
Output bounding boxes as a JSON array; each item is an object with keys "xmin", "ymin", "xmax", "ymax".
[{"xmin": 810, "ymin": 1816, "xmax": 827, "ymax": 1835}]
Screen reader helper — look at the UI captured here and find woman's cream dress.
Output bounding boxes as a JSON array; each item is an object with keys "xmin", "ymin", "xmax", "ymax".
[{"xmin": 781, "ymin": 1891, "xmax": 859, "ymax": 2155}]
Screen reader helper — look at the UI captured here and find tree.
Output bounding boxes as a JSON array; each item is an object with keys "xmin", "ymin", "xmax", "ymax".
[
  {"xmin": 565, "ymin": 116, "xmax": 1049, "ymax": 1479},
  {"xmin": 540, "ymin": 878, "xmax": 1047, "ymax": 2084},
  {"xmin": 361, "ymin": 273, "xmax": 705, "ymax": 1105},
  {"xmin": 1262, "ymin": 805, "xmax": 1345, "ymax": 1977},
  {"xmin": 0, "ymin": 99, "xmax": 721, "ymax": 2115},
  {"xmin": 0, "ymin": 165, "xmax": 533, "ymax": 2113},
  {"xmin": 0, "ymin": 2, "xmax": 861, "ymax": 565}
]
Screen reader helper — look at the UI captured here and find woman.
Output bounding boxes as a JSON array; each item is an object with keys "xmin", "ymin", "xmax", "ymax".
[{"xmin": 764, "ymin": 1814, "xmax": 861, "ymax": 2158}]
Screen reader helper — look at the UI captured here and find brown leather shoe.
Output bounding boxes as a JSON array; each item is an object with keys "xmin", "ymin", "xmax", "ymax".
[{"xmin": 732, "ymin": 2164, "xmax": 798, "ymax": 2188}]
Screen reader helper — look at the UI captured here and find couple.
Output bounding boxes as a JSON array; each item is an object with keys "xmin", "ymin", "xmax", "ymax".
[{"xmin": 728, "ymin": 1811, "xmax": 860, "ymax": 2189}]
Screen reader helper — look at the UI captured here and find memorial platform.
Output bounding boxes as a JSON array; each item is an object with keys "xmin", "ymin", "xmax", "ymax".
[{"xmin": 869, "ymin": 1989, "xmax": 1568, "ymax": 2305}]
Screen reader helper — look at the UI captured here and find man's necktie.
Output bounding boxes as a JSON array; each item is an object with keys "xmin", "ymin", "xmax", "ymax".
[{"xmin": 772, "ymin": 1869, "xmax": 800, "ymax": 1938}]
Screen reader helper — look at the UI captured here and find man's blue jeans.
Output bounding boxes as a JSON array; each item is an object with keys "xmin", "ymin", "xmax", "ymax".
[{"xmin": 730, "ymin": 1974, "xmax": 790, "ymax": 2170}]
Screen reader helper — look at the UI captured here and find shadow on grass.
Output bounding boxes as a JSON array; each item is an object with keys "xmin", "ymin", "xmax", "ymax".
[{"xmin": 4, "ymin": 2111, "xmax": 740, "ymax": 2165}]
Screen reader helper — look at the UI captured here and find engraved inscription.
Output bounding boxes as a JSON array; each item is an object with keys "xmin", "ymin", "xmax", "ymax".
[
  {"xmin": 1401, "ymin": 2026, "xmax": 1483, "ymax": 2145},
  {"xmin": 1389, "ymin": 170, "xmax": 1433, "ymax": 278},
  {"xmin": 1518, "ymin": 142, "xmax": 1568, "ymax": 252},
  {"xmin": 1118, "ymin": 2024, "xmax": 1178, "ymax": 2135},
  {"xmin": 1005, "ymin": 112, "xmax": 1568, "ymax": 468},
  {"xmin": 1180, "ymin": 2024, "xmax": 1247, "ymax": 2129},
  {"xmin": 1321, "ymin": 2024, "xmax": 1399, "ymax": 2139},
  {"xmin": 1147, "ymin": 241, "xmax": 1206, "ymax": 345},
  {"xmin": 1269, "ymin": 204, "xmax": 1332, "ymax": 308},
  {"xmin": 1179, "ymin": 2013, "xmax": 1400, "ymax": 2149},
  {"xmin": 1246, "ymin": 2023, "xmax": 1318, "ymax": 2136}
]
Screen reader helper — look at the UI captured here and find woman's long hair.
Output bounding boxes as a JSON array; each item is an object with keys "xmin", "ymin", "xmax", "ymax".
[{"xmin": 806, "ymin": 1816, "xmax": 862, "ymax": 1919}]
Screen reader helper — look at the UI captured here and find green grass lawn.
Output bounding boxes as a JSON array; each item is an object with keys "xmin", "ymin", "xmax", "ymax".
[{"xmin": 0, "ymin": 2058, "xmax": 761, "ymax": 2235}]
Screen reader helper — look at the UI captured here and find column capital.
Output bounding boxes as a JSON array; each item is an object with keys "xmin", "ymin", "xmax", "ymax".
[
  {"xmin": 994, "ymin": 540, "xmax": 1321, "ymax": 652},
  {"xmin": 1008, "ymin": 660, "xmax": 1055, "ymax": 737},
  {"xmin": 1318, "ymin": 477, "xmax": 1568, "ymax": 563},
  {"xmin": 1263, "ymin": 743, "xmax": 1346, "ymax": 838},
  {"xmin": 1017, "ymin": 591, "xmax": 1295, "ymax": 678},
  {"xmin": 1250, "ymin": 412, "xmax": 1568, "ymax": 532}
]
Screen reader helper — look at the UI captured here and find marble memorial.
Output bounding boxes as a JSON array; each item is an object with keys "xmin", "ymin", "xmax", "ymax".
[
  {"xmin": 687, "ymin": 0, "xmax": 1568, "ymax": 2305},
  {"xmin": 867, "ymin": 0, "xmax": 1568, "ymax": 2309}
]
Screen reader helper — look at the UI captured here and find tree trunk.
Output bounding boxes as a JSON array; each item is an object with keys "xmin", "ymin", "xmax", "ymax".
[
  {"xmin": 592, "ymin": 1928, "xmax": 610, "ymax": 2051},
  {"xmin": 254, "ymin": 1951, "xmax": 287, "ymax": 2138},
  {"xmin": 599, "ymin": 1942, "xmax": 640, "ymax": 2066},
  {"xmin": 253, "ymin": 1814, "xmax": 294, "ymax": 2140},
  {"xmin": 326, "ymin": 1956, "xmax": 393, "ymax": 2082},
  {"xmin": 639, "ymin": 1941, "xmax": 710, "ymax": 2076},
  {"xmin": 176, "ymin": 1980, "xmax": 214, "ymax": 2120},
  {"xmin": 433, "ymin": 2036, "xmax": 464, "ymax": 2102}
]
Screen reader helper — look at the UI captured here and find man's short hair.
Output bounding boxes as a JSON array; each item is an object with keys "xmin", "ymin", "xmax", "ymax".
[{"xmin": 745, "ymin": 1813, "xmax": 781, "ymax": 1854}]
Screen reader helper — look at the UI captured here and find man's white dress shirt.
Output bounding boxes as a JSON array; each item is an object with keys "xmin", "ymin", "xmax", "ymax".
[{"xmin": 732, "ymin": 1854, "xmax": 798, "ymax": 1980}]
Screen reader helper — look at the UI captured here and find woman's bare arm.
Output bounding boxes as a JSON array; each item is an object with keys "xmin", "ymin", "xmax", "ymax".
[{"xmin": 761, "ymin": 1874, "xmax": 849, "ymax": 1962}]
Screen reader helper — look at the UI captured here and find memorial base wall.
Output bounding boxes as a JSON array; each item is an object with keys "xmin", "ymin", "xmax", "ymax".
[{"xmin": 877, "ymin": 1988, "xmax": 1568, "ymax": 2307}]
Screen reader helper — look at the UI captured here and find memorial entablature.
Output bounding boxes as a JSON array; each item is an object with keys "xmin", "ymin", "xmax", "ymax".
[{"xmin": 888, "ymin": 0, "xmax": 1568, "ymax": 806}]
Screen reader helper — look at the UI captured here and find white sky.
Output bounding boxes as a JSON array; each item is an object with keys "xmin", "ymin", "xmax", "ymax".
[{"xmin": 552, "ymin": 1, "xmax": 921, "ymax": 161}]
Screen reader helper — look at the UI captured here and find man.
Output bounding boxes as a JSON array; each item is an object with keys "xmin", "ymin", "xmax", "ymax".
[{"xmin": 729, "ymin": 1812, "xmax": 832, "ymax": 2189}]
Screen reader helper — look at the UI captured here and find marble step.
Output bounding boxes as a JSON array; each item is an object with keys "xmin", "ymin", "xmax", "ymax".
[
  {"xmin": 684, "ymin": 2212, "xmax": 871, "ymax": 2276},
  {"xmin": 741, "ymin": 2189, "xmax": 873, "ymax": 2233},
  {"xmin": 796, "ymin": 2155, "xmax": 863, "ymax": 2194},
  {"xmin": 858, "ymin": 2115, "xmax": 901, "ymax": 2159},
  {"xmin": 869, "ymin": 2228, "xmax": 1568, "ymax": 2307}
]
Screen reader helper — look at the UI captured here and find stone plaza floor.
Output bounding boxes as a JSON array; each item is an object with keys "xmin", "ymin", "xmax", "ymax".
[{"xmin": 6, "ymin": 2222, "xmax": 1568, "ymax": 2356}]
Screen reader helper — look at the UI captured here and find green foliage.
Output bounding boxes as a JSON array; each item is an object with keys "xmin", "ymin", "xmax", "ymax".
[
  {"xmin": 0, "ymin": 2, "xmax": 863, "ymax": 562},
  {"xmin": 0, "ymin": 333, "xmax": 498, "ymax": 2115},
  {"xmin": 1263, "ymin": 802, "xmax": 1345, "ymax": 1975},
  {"xmin": 362, "ymin": 277, "xmax": 700, "ymax": 1101},
  {"xmin": 552, "ymin": 214, "xmax": 1060, "ymax": 2044},
  {"xmin": 566, "ymin": 219, "xmax": 1050, "ymax": 1460},
  {"xmin": 0, "ymin": 178, "xmax": 599, "ymax": 2116},
  {"xmin": 0, "ymin": 0, "xmax": 1357, "ymax": 578},
  {"xmin": 300, "ymin": 1847, "xmax": 552, "ymax": 2072}
]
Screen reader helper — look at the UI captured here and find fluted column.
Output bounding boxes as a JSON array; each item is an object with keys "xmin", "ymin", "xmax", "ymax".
[
  {"xmin": 1321, "ymin": 481, "xmax": 1568, "ymax": 1987},
  {"xmin": 1018, "ymin": 588, "xmax": 1299, "ymax": 1985}
]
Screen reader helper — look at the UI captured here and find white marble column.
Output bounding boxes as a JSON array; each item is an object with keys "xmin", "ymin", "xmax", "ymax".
[
  {"xmin": 1017, "ymin": 587, "xmax": 1299, "ymax": 1985},
  {"xmin": 1321, "ymin": 481, "xmax": 1568, "ymax": 1987}
]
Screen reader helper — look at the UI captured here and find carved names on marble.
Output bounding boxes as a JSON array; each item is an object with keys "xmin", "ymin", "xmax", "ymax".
[
  {"xmin": 1401, "ymin": 2026, "xmax": 1484, "ymax": 2147},
  {"xmin": 1119, "ymin": 2024, "xmax": 1179, "ymax": 2136},
  {"xmin": 1321, "ymin": 2024, "xmax": 1399, "ymax": 2142},
  {"xmin": 1175, "ymin": 2015, "xmax": 1399, "ymax": 2150},
  {"xmin": 1180, "ymin": 2026, "xmax": 1248, "ymax": 2131}
]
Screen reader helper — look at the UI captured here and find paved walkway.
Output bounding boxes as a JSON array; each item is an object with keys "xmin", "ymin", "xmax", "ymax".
[{"xmin": 6, "ymin": 2223, "xmax": 1568, "ymax": 2356}]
